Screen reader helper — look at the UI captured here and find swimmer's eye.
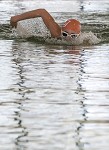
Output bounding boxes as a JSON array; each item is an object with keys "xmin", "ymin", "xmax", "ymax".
[
  {"xmin": 62, "ymin": 32, "xmax": 68, "ymax": 37},
  {"xmin": 71, "ymin": 34, "xmax": 78, "ymax": 38}
]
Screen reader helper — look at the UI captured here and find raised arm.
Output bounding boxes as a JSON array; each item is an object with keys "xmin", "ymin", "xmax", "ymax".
[{"xmin": 10, "ymin": 9, "xmax": 61, "ymax": 38}]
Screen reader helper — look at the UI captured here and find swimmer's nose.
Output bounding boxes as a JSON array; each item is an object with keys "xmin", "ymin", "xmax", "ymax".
[{"xmin": 66, "ymin": 36, "xmax": 72, "ymax": 41}]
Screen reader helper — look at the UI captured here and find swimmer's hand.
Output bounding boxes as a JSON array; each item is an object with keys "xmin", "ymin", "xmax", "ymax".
[{"xmin": 10, "ymin": 16, "xmax": 18, "ymax": 28}]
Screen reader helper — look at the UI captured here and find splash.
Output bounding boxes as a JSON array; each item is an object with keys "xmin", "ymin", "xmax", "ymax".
[
  {"xmin": 45, "ymin": 32, "xmax": 101, "ymax": 45},
  {"xmin": 10, "ymin": 18, "xmax": 101, "ymax": 46},
  {"xmin": 0, "ymin": 18, "xmax": 107, "ymax": 46}
]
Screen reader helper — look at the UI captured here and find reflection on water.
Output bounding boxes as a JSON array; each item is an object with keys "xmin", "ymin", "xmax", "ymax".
[
  {"xmin": 0, "ymin": 39, "xmax": 109, "ymax": 150},
  {"xmin": 0, "ymin": 0, "xmax": 109, "ymax": 150}
]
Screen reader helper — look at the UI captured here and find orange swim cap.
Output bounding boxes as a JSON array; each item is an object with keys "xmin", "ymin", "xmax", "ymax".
[{"xmin": 62, "ymin": 19, "xmax": 81, "ymax": 34}]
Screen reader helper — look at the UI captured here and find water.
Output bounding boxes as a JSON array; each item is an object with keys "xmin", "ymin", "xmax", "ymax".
[{"xmin": 0, "ymin": 0, "xmax": 109, "ymax": 150}]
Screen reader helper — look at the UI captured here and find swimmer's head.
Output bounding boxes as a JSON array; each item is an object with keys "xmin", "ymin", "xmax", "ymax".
[{"xmin": 62, "ymin": 19, "xmax": 81, "ymax": 34}]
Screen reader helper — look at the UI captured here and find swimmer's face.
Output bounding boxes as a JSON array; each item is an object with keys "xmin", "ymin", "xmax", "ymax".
[{"xmin": 61, "ymin": 29, "xmax": 79, "ymax": 41}]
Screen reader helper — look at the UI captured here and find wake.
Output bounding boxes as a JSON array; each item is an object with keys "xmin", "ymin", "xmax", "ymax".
[{"xmin": 0, "ymin": 22, "xmax": 108, "ymax": 46}]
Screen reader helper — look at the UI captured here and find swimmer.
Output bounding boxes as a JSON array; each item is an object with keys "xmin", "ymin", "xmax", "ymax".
[{"xmin": 10, "ymin": 8, "xmax": 81, "ymax": 41}]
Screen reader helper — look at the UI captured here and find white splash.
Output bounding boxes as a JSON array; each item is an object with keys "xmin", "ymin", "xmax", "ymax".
[{"xmin": 11, "ymin": 18, "xmax": 101, "ymax": 45}]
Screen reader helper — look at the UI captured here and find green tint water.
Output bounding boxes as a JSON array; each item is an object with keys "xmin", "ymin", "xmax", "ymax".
[{"xmin": 0, "ymin": 0, "xmax": 109, "ymax": 150}]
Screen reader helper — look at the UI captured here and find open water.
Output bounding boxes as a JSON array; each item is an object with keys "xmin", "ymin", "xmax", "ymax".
[{"xmin": 0, "ymin": 0, "xmax": 109, "ymax": 150}]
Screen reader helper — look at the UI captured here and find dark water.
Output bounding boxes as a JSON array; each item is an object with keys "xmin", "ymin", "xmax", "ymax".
[{"xmin": 0, "ymin": 0, "xmax": 109, "ymax": 150}]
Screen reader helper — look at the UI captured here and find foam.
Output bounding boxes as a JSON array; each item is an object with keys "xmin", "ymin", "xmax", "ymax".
[{"xmin": 45, "ymin": 32, "xmax": 101, "ymax": 45}]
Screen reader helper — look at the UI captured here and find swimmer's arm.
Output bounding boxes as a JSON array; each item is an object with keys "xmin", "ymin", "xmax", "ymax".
[{"xmin": 10, "ymin": 9, "xmax": 61, "ymax": 38}]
